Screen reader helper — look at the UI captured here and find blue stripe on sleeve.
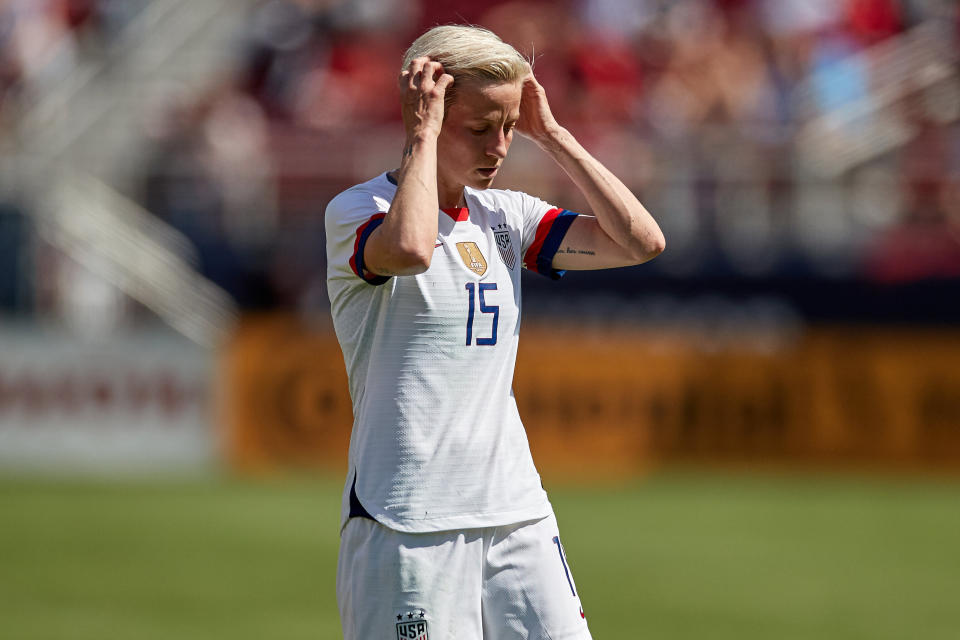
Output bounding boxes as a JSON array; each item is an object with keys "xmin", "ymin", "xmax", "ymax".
[
  {"xmin": 356, "ymin": 216, "xmax": 390, "ymax": 285},
  {"xmin": 536, "ymin": 210, "xmax": 578, "ymax": 280}
]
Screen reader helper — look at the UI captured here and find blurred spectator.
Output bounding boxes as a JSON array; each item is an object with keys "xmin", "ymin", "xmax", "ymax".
[
  {"xmin": 2, "ymin": 0, "xmax": 959, "ymax": 321},
  {"xmin": 0, "ymin": 0, "xmax": 146, "ymax": 124},
  {"xmin": 123, "ymin": 0, "xmax": 960, "ymax": 311},
  {"xmin": 239, "ymin": 0, "xmax": 330, "ymax": 120},
  {"xmin": 0, "ymin": 0, "xmax": 78, "ymax": 114},
  {"xmin": 239, "ymin": 0, "xmax": 414, "ymax": 128},
  {"xmin": 290, "ymin": 30, "xmax": 402, "ymax": 129},
  {"xmin": 0, "ymin": 202, "xmax": 28, "ymax": 312},
  {"xmin": 140, "ymin": 87, "xmax": 280, "ymax": 309},
  {"xmin": 863, "ymin": 112, "xmax": 960, "ymax": 283},
  {"xmin": 846, "ymin": 0, "xmax": 903, "ymax": 46},
  {"xmin": 807, "ymin": 28, "xmax": 870, "ymax": 113}
]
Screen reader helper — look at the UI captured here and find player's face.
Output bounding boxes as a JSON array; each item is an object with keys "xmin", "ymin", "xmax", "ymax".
[{"xmin": 436, "ymin": 79, "xmax": 522, "ymax": 206}]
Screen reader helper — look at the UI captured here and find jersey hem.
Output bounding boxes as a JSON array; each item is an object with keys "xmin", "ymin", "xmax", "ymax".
[{"xmin": 340, "ymin": 501, "xmax": 553, "ymax": 534}]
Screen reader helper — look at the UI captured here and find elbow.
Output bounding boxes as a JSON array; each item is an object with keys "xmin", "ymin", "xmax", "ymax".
[
  {"xmin": 403, "ymin": 252, "xmax": 433, "ymax": 275},
  {"xmin": 363, "ymin": 222, "xmax": 436, "ymax": 276},
  {"xmin": 630, "ymin": 230, "xmax": 665, "ymax": 263},
  {"xmin": 649, "ymin": 232, "xmax": 666, "ymax": 259},
  {"xmin": 388, "ymin": 246, "xmax": 433, "ymax": 275}
]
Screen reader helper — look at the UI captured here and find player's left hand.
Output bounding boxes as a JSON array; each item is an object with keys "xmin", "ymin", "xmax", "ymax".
[{"xmin": 517, "ymin": 74, "xmax": 561, "ymax": 145}]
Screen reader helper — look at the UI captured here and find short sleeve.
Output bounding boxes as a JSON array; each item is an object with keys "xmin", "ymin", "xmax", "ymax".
[
  {"xmin": 325, "ymin": 189, "xmax": 392, "ymax": 286},
  {"xmin": 518, "ymin": 193, "xmax": 579, "ymax": 280}
]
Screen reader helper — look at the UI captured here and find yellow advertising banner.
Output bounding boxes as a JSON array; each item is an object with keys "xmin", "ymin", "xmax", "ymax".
[
  {"xmin": 218, "ymin": 315, "xmax": 353, "ymax": 471},
  {"xmin": 220, "ymin": 316, "xmax": 960, "ymax": 474}
]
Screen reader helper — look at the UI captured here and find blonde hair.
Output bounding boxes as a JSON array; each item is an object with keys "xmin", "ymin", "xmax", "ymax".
[{"xmin": 401, "ymin": 25, "xmax": 530, "ymax": 108}]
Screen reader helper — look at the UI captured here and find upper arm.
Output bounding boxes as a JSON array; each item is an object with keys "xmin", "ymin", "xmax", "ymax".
[
  {"xmin": 325, "ymin": 192, "xmax": 392, "ymax": 286},
  {"xmin": 361, "ymin": 221, "xmax": 433, "ymax": 277},
  {"xmin": 516, "ymin": 191, "xmax": 658, "ymax": 274},
  {"xmin": 551, "ymin": 215, "xmax": 657, "ymax": 270},
  {"xmin": 517, "ymin": 195, "xmax": 578, "ymax": 280}
]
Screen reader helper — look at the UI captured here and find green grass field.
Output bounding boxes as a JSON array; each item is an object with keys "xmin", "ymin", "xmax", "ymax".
[{"xmin": 2, "ymin": 471, "xmax": 959, "ymax": 640}]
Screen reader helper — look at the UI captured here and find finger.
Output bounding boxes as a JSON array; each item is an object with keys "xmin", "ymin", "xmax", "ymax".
[
  {"xmin": 434, "ymin": 73, "xmax": 454, "ymax": 94},
  {"xmin": 407, "ymin": 57, "xmax": 427, "ymax": 90},
  {"xmin": 398, "ymin": 69, "xmax": 410, "ymax": 91},
  {"xmin": 420, "ymin": 61, "xmax": 445, "ymax": 92},
  {"xmin": 420, "ymin": 63, "xmax": 440, "ymax": 92},
  {"xmin": 425, "ymin": 61, "xmax": 446, "ymax": 82}
]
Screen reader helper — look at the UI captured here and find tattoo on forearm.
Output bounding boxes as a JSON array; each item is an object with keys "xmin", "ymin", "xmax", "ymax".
[{"xmin": 563, "ymin": 247, "xmax": 596, "ymax": 255}]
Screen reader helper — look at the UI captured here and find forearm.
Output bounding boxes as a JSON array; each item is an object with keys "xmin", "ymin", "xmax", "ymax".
[
  {"xmin": 365, "ymin": 135, "xmax": 440, "ymax": 275},
  {"xmin": 538, "ymin": 127, "xmax": 664, "ymax": 261},
  {"xmin": 363, "ymin": 56, "xmax": 452, "ymax": 277}
]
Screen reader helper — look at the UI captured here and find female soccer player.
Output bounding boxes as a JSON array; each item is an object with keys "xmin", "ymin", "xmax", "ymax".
[{"xmin": 326, "ymin": 25, "xmax": 664, "ymax": 640}]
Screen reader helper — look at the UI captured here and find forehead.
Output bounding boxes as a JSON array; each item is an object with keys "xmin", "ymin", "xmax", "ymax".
[{"xmin": 448, "ymin": 80, "xmax": 522, "ymax": 120}]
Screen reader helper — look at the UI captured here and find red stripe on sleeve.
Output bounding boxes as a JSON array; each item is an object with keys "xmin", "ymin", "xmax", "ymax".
[
  {"xmin": 349, "ymin": 213, "xmax": 386, "ymax": 278},
  {"xmin": 523, "ymin": 208, "xmax": 562, "ymax": 273}
]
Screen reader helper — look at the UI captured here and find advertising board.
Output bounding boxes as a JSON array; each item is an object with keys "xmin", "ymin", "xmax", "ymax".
[{"xmin": 0, "ymin": 326, "xmax": 213, "ymax": 471}]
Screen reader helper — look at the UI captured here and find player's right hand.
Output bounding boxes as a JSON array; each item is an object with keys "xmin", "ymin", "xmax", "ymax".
[{"xmin": 399, "ymin": 57, "xmax": 453, "ymax": 140}]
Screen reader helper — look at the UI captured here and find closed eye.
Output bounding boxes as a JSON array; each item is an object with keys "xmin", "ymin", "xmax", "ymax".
[{"xmin": 471, "ymin": 123, "xmax": 516, "ymax": 136}]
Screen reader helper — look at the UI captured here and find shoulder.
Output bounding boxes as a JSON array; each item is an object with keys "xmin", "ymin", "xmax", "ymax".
[
  {"xmin": 466, "ymin": 187, "xmax": 559, "ymax": 229},
  {"xmin": 465, "ymin": 187, "xmax": 545, "ymax": 222},
  {"xmin": 467, "ymin": 186, "xmax": 536, "ymax": 210},
  {"xmin": 326, "ymin": 173, "xmax": 395, "ymax": 224}
]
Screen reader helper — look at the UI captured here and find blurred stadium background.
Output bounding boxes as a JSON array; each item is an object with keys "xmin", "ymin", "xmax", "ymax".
[{"xmin": 1, "ymin": 0, "xmax": 959, "ymax": 638}]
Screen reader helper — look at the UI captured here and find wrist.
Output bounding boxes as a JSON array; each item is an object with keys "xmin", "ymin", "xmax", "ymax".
[
  {"xmin": 406, "ymin": 127, "xmax": 441, "ymax": 146},
  {"xmin": 535, "ymin": 125, "xmax": 572, "ymax": 153},
  {"xmin": 399, "ymin": 133, "xmax": 438, "ymax": 164}
]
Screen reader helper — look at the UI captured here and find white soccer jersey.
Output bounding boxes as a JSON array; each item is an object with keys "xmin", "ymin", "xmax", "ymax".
[{"xmin": 326, "ymin": 172, "xmax": 578, "ymax": 533}]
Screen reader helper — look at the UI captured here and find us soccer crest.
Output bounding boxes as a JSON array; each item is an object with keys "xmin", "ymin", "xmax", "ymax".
[
  {"xmin": 456, "ymin": 242, "xmax": 487, "ymax": 276},
  {"xmin": 396, "ymin": 611, "xmax": 428, "ymax": 640},
  {"xmin": 492, "ymin": 224, "xmax": 516, "ymax": 269}
]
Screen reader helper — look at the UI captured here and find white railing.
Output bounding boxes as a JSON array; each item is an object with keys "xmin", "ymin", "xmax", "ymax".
[
  {"xmin": 7, "ymin": 0, "xmax": 254, "ymax": 346},
  {"xmin": 40, "ymin": 172, "xmax": 237, "ymax": 347},
  {"xmin": 794, "ymin": 21, "xmax": 960, "ymax": 176}
]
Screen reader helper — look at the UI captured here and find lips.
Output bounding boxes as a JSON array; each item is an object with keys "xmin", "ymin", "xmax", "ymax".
[{"xmin": 477, "ymin": 167, "xmax": 498, "ymax": 177}]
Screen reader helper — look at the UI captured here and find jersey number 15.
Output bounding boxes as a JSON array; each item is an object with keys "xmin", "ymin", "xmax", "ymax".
[{"xmin": 464, "ymin": 282, "xmax": 498, "ymax": 346}]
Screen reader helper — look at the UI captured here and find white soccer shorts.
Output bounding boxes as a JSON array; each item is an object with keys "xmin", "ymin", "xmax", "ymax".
[{"xmin": 337, "ymin": 511, "xmax": 593, "ymax": 640}]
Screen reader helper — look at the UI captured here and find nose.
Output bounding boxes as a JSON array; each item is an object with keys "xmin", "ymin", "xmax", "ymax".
[{"xmin": 486, "ymin": 129, "xmax": 509, "ymax": 159}]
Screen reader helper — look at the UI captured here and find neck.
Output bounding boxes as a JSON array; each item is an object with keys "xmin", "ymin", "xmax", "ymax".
[
  {"xmin": 387, "ymin": 169, "xmax": 464, "ymax": 209},
  {"xmin": 437, "ymin": 175, "xmax": 465, "ymax": 209}
]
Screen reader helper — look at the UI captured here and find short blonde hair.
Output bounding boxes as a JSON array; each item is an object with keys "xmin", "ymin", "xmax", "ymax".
[{"xmin": 401, "ymin": 25, "xmax": 530, "ymax": 108}]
